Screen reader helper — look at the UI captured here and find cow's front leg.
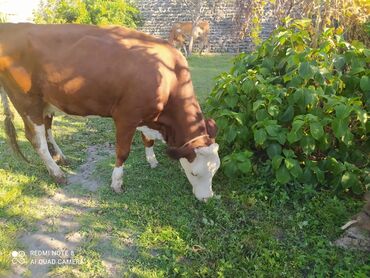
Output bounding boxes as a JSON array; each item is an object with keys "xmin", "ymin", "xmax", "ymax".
[
  {"xmin": 141, "ymin": 132, "xmax": 158, "ymax": 168},
  {"xmin": 111, "ymin": 119, "xmax": 137, "ymax": 193},
  {"xmin": 24, "ymin": 116, "xmax": 66, "ymax": 184}
]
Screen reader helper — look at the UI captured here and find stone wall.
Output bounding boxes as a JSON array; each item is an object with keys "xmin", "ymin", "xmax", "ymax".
[{"xmin": 135, "ymin": 0, "xmax": 275, "ymax": 53}]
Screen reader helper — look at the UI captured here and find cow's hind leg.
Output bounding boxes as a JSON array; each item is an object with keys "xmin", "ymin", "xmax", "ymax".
[
  {"xmin": 111, "ymin": 117, "xmax": 138, "ymax": 193},
  {"xmin": 141, "ymin": 132, "xmax": 158, "ymax": 168},
  {"xmin": 44, "ymin": 114, "xmax": 68, "ymax": 165},
  {"xmin": 24, "ymin": 115, "xmax": 66, "ymax": 184}
]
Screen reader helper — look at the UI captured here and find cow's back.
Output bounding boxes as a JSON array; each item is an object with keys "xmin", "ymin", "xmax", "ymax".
[{"xmin": 0, "ymin": 23, "xmax": 184, "ymax": 118}]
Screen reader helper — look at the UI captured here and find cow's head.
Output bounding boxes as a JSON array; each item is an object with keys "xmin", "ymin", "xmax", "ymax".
[
  {"xmin": 179, "ymin": 143, "xmax": 220, "ymax": 201},
  {"xmin": 167, "ymin": 119, "xmax": 220, "ymax": 201}
]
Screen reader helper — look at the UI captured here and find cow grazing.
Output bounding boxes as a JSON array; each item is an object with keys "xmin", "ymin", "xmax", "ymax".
[
  {"xmin": 168, "ymin": 21, "xmax": 210, "ymax": 57},
  {"xmin": 0, "ymin": 23, "xmax": 220, "ymax": 201}
]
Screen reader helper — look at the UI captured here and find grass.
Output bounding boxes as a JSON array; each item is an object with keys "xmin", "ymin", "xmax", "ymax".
[{"xmin": 0, "ymin": 54, "xmax": 369, "ymax": 277}]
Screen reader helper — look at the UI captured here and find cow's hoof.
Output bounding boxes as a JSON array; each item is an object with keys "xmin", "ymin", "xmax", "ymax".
[
  {"xmin": 149, "ymin": 161, "xmax": 159, "ymax": 169},
  {"xmin": 55, "ymin": 175, "xmax": 67, "ymax": 184},
  {"xmin": 111, "ymin": 186, "xmax": 124, "ymax": 194}
]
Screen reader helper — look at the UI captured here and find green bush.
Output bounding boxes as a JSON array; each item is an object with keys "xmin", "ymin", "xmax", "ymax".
[
  {"xmin": 34, "ymin": 0, "xmax": 141, "ymax": 28},
  {"xmin": 207, "ymin": 19, "xmax": 369, "ymax": 194}
]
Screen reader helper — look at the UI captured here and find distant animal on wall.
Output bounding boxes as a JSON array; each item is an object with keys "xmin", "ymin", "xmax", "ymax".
[
  {"xmin": 168, "ymin": 20, "xmax": 210, "ymax": 56},
  {"xmin": 0, "ymin": 23, "xmax": 220, "ymax": 201}
]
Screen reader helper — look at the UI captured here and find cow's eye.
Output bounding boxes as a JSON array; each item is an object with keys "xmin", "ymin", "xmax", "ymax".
[{"xmin": 191, "ymin": 172, "xmax": 198, "ymax": 177}]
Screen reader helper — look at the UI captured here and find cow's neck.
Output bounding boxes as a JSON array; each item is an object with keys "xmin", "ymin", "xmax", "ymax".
[{"xmin": 159, "ymin": 95, "xmax": 208, "ymax": 148}]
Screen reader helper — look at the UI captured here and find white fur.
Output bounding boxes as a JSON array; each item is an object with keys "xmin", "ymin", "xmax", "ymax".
[
  {"xmin": 137, "ymin": 126, "xmax": 164, "ymax": 142},
  {"xmin": 179, "ymin": 143, "xmax": 220, "ymax": 201},
  {"xmin": 46, "ymin": 129, "xmax": 66, "ymax": 162},
  {"xmin": 111, "ymin": 166, "xmax": 123, "ymax": 193},
  {"xmin": 145, "ymin": 146, "xmax": 158, "ymax": 168},
  {"xmin": 31, "ymin": 123, "xmax": 64, "ymax": 179}
]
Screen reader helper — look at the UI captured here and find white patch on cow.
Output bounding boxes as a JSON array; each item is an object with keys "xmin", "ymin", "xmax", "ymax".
[
  {"xmin": 46, "ymin": 129, "xmax": 67, "ymax": 162},
  {"xmin": 31, "ymin": 122, "xmax": 65, "ymax": 180},
  {"xmin": 145, "ymin": 146, "xmax": 158, "ymax": 168},
  {"xmin": 137, "ymin": 126, "xmax": 165, "ymax": 142},
  {"xmin": 111, "ymin": 166, "xmax": 123, "ymax": 193},
  {"xmin": 179, "ymin": 143, "xmax": 220, "ymax": 201}
]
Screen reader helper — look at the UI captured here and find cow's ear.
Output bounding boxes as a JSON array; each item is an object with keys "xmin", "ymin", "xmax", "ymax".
[
  {"xmin": 167, "ymin": 146, "xmax": 195, "ymax": 161},
  {"xmin": 205, "ymin": 118, "xmax": 217, "ymax": 138}
]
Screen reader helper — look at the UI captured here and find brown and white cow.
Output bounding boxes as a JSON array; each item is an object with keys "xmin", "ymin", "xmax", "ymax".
[
  {"xmin": 0, "ymin": 23, "xmax": 220, "ymax": 201},
  {"xmin": 168, "ymin": 21, "xmax": 210, "ymax": 56}
]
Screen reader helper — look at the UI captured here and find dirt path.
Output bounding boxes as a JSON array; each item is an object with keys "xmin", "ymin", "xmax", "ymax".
[{"xmin": 10, "ymin": 144, "xmax": 116, "ymax": 278}]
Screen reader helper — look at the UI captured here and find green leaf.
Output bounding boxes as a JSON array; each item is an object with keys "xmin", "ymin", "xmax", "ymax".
[
  {"xmin": 283, "ymin": 149, "xmax": 296, "ymax": 158},
  {"xmin": 292, "ymin": 88, "xmax": 304, "ymax": 104},
  {"xmin": 332, "ymin": 118, "xmax": 348, "ymax": 139},
  {"xmin": 235, "ymin": 150, "xmax": 253, "ymax": 161},
  {"xmin": 284, "ymin": 157, "xmax": 302, "ymax": 178},
  {"xmin": 284, "ymin": 158, "xmax": 296, "ymax": 170},
  {"xmin": 325, "ymin": 157, "xmax": 345, "ymax": 175},
  {"xmin": 342, "ymin": 130, "xmax": 354, "ymax": 146},
  {"xmin": 360, "ymin": 75, "xmax": 370, "ymax": 92},
  {"xmin": 268, "ymin": 104, "xmax": 280, "ymax": 117},
  {"xmin": 318, "ymin": 134, "xmax": 330, "ymax": 151},
  {"xmin": 287, "ymin": 130, "xmax": 301, "ymax": 144},
  {"xmin": 279, "ymin": 105, "xmax": 294, "ymax": 122},
  {"xmin": 291, "ymin": 118, "xmax": 305, "ymax": 132},
  {"xmin": 276, "ymin": 132, "xmax": 286, "ymax": 145},
  {"xmin": 265, "ymin": 125, "xmax": 280, "ymax": 137},
  {"xmin": 309, "ymin": 122, "xmax": 324, "ymax": 140},
  {"xmin": 333, "ymin": 55, "xmax": 346, "ymax": 70},
  {"xmin": 335, "ymin": 104, "xmax": 351, "ymax": 119},
  {"xmin": 267, "ymin": 143, "xmax": 282, "ymax": 159},
  {"xmin": 272, "ymin": 155, "xmax": 283, "ymax": 170},
  {"xmin": 312, "ymin": 167, "xmax": 325, "ymax": 183},
  {"xmin": 254, "ymin": 129, "xmax": 267, "ymax": 145},
  {"xmin": 301, "ymin": 136, "xmax": 315, "ymax": 155},
  {"xmin": 253, "ymin": 100, "xmax": 265, "ymax": 112},
  {"xmin": 299, "ymin": 62, "xmax": 314, "ymax": 80},
  {"xmin": 255, "ymin": 109, "xmax": 269, "ymax": 121},
  {"xmin": 276, "ymin": 165, "xmax": 291, "ymax": 184},
  {"xmin": 225, "ymin": 126, "xmax": 237, "ymax": 143},
  {"xmin": 224, "ymin": 95, "xmax": 238, "ymax": 108},
  {"xmin": 341, "ymin": 171, "xmax": 360, "ymax": 193},
  {"xmin": 238, "ymin": 160, "xmax": 252, "ymax": 174},
  {"xmin": 242, "ymin": 79, "xmax": 255, "ymax": 94},
  {"xmin": 300, "ymin": 166, "xmax": 316, "ymax": 184}
]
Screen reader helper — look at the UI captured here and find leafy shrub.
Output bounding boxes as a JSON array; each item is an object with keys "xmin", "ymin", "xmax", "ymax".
[
  {"xmin": 207, "ymin": 19, "xmax": 369, "ymax": 194},
  {"xmin": 34, "ymin": 0, "xmax": 141, "ymax": 28}
]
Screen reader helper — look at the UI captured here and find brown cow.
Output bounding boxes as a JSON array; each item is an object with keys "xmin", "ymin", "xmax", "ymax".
[
  {"xmin": 0, "ymin": 23, "xmax": 220, "ymax": 201},
  {"xmin": 168, "ymin": 21, "xmax": 210, "ymax": 56}
]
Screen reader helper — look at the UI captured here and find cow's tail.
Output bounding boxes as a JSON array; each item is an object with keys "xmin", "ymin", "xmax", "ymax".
[{"xmin": 0, "ymin": 86, "xmax": 29, "ymax": 162}]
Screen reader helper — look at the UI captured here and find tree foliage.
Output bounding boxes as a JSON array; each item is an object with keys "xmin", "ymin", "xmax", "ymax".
[
  {"xmin": 207, "ymin": 19, "xmax": 369, "ymax": 195},
  {"xmin": 240, "ymin": 0, "xmax": 370, "ymax": 47},
  {"xmin": 34, "ymin": 0, "xmax": 140, "ymax": 28}
]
